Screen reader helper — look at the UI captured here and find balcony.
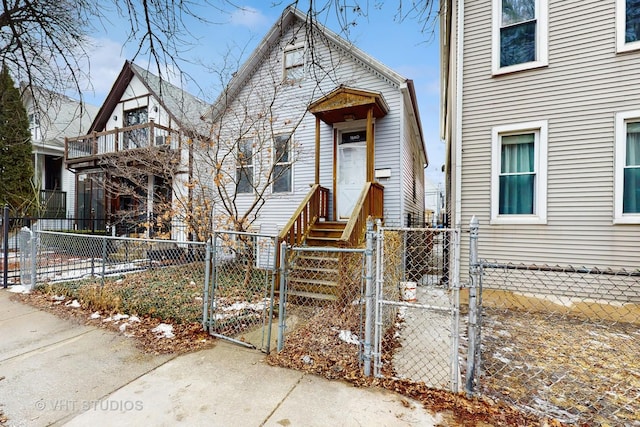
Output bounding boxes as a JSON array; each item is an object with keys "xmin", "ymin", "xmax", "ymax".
[{"xmin": 65, "ymin": 122, "xmax": 184, "ymax": 169}]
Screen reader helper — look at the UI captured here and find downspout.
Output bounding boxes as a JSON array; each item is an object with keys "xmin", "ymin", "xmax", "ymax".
[
  {"xmin": 455, "ymin": 0, "xmax": 464, "ymax": 228},
  {"xmin": 399, "ymin": 84, "xmax": 407, "ymax": 226}
]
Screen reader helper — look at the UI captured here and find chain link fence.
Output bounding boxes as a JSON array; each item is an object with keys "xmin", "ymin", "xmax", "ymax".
[
  {"xmin": 23, "ymin": 230, "xmax": 209, "ymax": 325},
  {"xmin": 205, "ymin": 230, "xmax": 278, "ymax": 353},
  {"xmin": 466, "ymin": 221, "xmax": 640, "ymax": 425},
  {"xmin": 273, "ymin": 243, "xmax": 368, "ymax": 378},
  {"xmin": 374, "ymin": 226, "xmax": 461, "ymax": 392}
]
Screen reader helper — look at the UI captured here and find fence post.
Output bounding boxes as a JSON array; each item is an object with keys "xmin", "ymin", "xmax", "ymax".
[
  {"xmin": 3, "ymin": 205, "xmax": 9, "ymax": 288},
  {"xmin": 30, "ymin": 229, "xmax": 37, "ymax": 290},
  {"xmin": 363, "ymin": 218, "xmax": 374, "ymax": 377},
  {"xmin": 202, "ymin": 239, "xmax": 212, "ymax": 330},
  {"xmin": 264, "ymin": 236, "xmax": 278, "ymax": 355},
  {"xmin": 466, "ymin": 216, "xmax": 480, "ymax": 396},
  {"xmin": 101, "ymin": 235, "xmax": 107, "ymax": 286},
  {"xmin": 277, "ymin": 241, "xmax": 287, "ymax": 352}
]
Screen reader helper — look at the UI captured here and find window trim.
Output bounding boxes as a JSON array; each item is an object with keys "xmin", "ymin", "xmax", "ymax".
[
  {"xmin": 490, "ymin": 120, "xmax": 548, "ymax": 225},
  {"xmin": 283, "ymin": 44, "xmax": 305, "ymax": 82},
  {"xmin": 272, "ymin": 133, "xmax": 293, "ymax": 194},
  {"xmin": 616, "ymin": 0, "xmax": 640, "ymax": 53},
  {"xmin": 614, "ymin": 110, "xmax": 640, "ymax": 223},
  {"xmin": 491, "ymin": 0, "xmax": 549, "ymax": 75}
]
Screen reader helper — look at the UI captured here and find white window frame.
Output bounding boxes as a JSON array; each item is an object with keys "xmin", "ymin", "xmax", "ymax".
[
  {"xmin": 491, "ymin": 120, "xmax": 548, "ymax": 224},
  {"xmin": 272, "ymin": 133, "xmax": 293, "ymax": 194},
  {"xmin": 617, "ymin": 0, "xmax": 640, "ymax": 53},
  {"xmin": 283, "ymin": 44, "xmax": 305, "ymax": 82},
  {"xmin": 492, "ymin": 0, "xmax": 549, "ymax": 75},
  {"xmin": 614, "ymin": 110, "xmax": 640, "ymax": 223}
]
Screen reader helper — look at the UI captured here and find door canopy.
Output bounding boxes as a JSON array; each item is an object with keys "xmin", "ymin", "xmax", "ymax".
[{"xmin": 309, "ymin": 86, "xmax": 389, "ymax": 124}]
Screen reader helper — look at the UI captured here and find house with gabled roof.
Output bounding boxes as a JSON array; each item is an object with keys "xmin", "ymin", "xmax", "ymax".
[
  {"xmin": 21, "ymin": 85, "xmax": 98, "ymax": 219},
  {"xmin": 64, "ymin": 60, "xmax": 211, "ymax": 236},
  {"xmin": 204, "ymin": 6, "xmax": 428, "ymax": 246}
]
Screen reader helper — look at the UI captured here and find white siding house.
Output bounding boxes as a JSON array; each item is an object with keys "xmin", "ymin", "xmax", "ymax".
[
  {"xmin": 21, "ymin": 85, "xmax": 98, "ymax": 219},
  {"xmin": 441, "ymin": 0, "xmax": 640, "ymax": 269},
  {"xmin": 206, "ymin": 6, "xmax": 428, "ymax": 240}
]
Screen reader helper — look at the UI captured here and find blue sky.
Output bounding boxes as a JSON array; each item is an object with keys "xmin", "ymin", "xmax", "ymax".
[{"xmin": 81, "ymin": 1, "xmax": 443, "ymax": 184}]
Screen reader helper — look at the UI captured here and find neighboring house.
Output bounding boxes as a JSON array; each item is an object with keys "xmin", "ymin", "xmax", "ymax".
[
  {"xmin": 206, "ymin": 6, "xmax": 428, "ymax": 245},
  {"xmin": 441, "ymin": 0, "xmax": 640, "ymax": 269},
  {"xmin": 21, "ymin": 85, "xmax": 98, "ymax": 219},
  {"xmin": 64, "ymin": 61, "xmax": 210, "ymax": 236},
  {"xmin": 424, "ymin": 177, "xmax": 445, "ymax": 227}
]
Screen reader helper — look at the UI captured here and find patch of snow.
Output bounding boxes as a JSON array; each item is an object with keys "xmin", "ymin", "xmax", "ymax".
[
  {"xmin": 338, "ymin": 330, "xmax": 359, "ymax": 345},
  {"xmin": 116, "ymin": 279, "xmax": 123, "ymax": 284},
  {"xmin": 102, "ymin": 317, "xmax": 113, "ymax": 322},
  {"xmin": 64, "ymin": 299, "xmax": 81, "ymax": 308},
  {"xmin": 493, "ymin": 352, "xmax": 511, "ymax": 364},
  {"xmin": 119, "ymin": 324, "xmax": 128, "ymax": 332},
  {"xmin": 112, "ymin": 313, "xmax": 129, "ymax": 321},
  {"xmin": 190, "ymin": 280, "xmax": 196, "ymax": 286},
  {"xmin": 7, "ymin": 285, "xmax": 31, "ymax": 294},
  {"xmin": 129, "ymin": 316, "xmax": 140, "ymax": 323},
  {"xmin": 51, "ymin": 295, "xmax": 66, "ymax": 301},
  {"xmin": 152, "ymin": 323, "xmax": 175, "ymax": 339},
  {"xmin": 90, "ymin": 312, "xmax": 101, "ymax": 319}
]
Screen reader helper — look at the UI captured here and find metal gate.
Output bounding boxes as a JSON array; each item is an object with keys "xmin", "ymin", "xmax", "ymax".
[
  {"xmin": 204, "ymin": 230, "xmax": 278, "ymax": 353},
  {"xmin": 373, "ymin": 226, "xmax": 461, "ymax": 392}
]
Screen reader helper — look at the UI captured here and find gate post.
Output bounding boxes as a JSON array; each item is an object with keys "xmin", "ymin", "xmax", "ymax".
[
  {"xmin": 363, "ymin": 218, "xmax": 374, "ymax": 377},
  {"xmin": 3, "ymin": 205, "xmax": 9, "ymax": 288},
  {"xmin": 466, "ymin": 216, "xmax": 480, "ymax": 396},
  {"xmin": 202, "ymin": 239, "xmax": 212, "ymax": 330},
  {"xmin": 277, "ymin": 241, "xmax": 287, "ymax": 352}
]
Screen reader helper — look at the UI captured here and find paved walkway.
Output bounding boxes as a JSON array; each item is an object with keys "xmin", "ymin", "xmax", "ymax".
[{"xmin": 0, "ymin": 289, "xmax": 440, "ymax": 426}]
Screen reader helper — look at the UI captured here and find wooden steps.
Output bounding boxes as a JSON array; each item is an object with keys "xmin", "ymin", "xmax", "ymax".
[
  {"xmin": 287, "ymin": 249, "xmax": 340, "ymax": 303},
  {"xmin": 305, "ymin": 221, "xmax": 346, "ymax": 247}
]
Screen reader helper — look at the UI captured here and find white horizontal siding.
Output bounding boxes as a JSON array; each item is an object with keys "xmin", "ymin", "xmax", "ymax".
[
  {"xmin": 208, "ymin": 20, "xmax": 409, "ymax": 230},
  {"xmin": 457, "ymin": 0, "xmax": 640, "ymax": 270}
]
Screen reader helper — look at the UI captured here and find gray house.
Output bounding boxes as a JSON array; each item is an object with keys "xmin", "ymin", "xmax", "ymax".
[
  {"xmin": 441, "ymin": 0, "xmax": 640, "ymax": 270},
  {"xmin": 205, "ymin": 6, "xmax": 428, "ymax": 246}
]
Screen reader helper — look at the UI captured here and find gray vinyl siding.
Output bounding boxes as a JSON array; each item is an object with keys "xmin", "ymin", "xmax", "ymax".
[
  {"xmin": 458, "ymin": 0, "xmax": 640, "ymax": 269},
  {"xmin": 214, "ymin": 19, "xmax": 411, "ymax": 231}
]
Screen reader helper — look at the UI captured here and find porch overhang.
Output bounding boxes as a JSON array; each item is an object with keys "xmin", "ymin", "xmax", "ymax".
[{"xmin": 309, "ymin": 86, "xmax": 389, "ymax": 124}]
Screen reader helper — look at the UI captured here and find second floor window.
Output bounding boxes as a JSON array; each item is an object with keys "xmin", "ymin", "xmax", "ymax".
[
  {"xmin": 237, "ymin": 138, "xmax": 254, "ymax": 194},
  {"xmin": 493, "ymin": 0, "xmax": 548, "ymax": 74},
  {"xmin": 124, "ymin": 107, "xmax": 148, "ymax": 148},
  {"xmin": 283, "ymin": 45, "xmax": 304, "ymax": 81},
  {"xmin": 618, "ymin": 0, "xmax": 640, "ymax": 52},
  {"xmin": 273, "ymin": 134, "xmax": 292, "ymax": 193}
]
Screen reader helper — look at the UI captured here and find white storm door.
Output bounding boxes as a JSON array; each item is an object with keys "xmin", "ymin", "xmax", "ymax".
[{"xmin": 337, "ymin": 130, "xmax": 367, "ymax": 219}]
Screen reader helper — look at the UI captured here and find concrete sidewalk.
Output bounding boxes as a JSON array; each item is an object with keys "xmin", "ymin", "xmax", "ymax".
[{"xmin": 0, "ymin": 289, "xmax": 440, "ymax": 426}]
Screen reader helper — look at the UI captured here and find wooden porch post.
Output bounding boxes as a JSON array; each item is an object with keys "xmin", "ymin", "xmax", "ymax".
[
  {"xmin": 366, "ymin": 106, "xmax": 374, "ymax": 182},
  {"xmin": 315, "ymin": 116, "xmax": 321, "ymax": 184}
]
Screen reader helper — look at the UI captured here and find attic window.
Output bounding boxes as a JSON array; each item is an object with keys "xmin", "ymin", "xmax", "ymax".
[{"xmin": 283, "ymin": 45, "xmax": 304, "ymax": 81}]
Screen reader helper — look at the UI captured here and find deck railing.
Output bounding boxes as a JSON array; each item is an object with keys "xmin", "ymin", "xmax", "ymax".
[
  {"xmin": 278, "ymin": 184, "xmax": 329, "ymax": 247},
  {"xmin": 339, "ymin": 182, "xmax": 384, "ymax": 247},
  {"xmin": 65, "ymin": 121, "xmax": 182, "ymax": 161}
]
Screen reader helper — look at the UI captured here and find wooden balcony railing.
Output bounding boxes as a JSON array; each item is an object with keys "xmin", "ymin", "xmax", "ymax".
[
  {"xmin": 278, "ymin": 184, "xmax": 329, "ymax": 247},
  {"xmin": 65, "ymin": 121, "xmax": 182, "ymax": 162},
  {"xmin": 339, "ymin": 181, "xmax": 384, "ymax": 247}
]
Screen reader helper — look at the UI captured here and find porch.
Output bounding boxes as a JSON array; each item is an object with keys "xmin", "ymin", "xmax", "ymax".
[{"xmin": 64, "ymin": 121, "xmax": 184, "ymax": 169}]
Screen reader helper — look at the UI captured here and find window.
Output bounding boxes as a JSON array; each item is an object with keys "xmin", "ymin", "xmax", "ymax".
[
  {"xmin": 237, "ymin": 139, "xmax": 254, "ymax": 194},
  {"xmin": 29, "ymin": 113, "xmax": 41, "ymax": 141},
  {"xmin": 273, "ymin": 133, "xmax": 292, "ymax": 193},
  {"xmin": 492, "ymin": 0, "xmax": 548, "ymax": 74},
  {"xmin": 615, "ymin": 111, "xmax": 640, "ymax": 222},
  {"xmin": 283, "ymin": 45, "xmax": 304, "ymax": 81},
  {"xmin": 617, "ymin": 0, "xmax": 640, "ymax": 52},
  {"xmin": 124, "ymin": 107, "xmax": 148, "ymax": 148},
  {"xmin": 491, "ymin": 121, "xmax": 548, "ymax": 224}
]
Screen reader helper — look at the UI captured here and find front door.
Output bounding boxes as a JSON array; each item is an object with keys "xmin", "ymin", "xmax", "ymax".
[{"xmin": 337, "ymin": 130, "xmax": 367, "ymax": 219}]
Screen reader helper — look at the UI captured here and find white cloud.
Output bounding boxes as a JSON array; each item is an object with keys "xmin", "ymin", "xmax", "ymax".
[
  {"xmin": 81, "ymin": 37, "xmax": 128, "ymax": 105},
  {"xmin": 230, "ymin": 6, "xmax": 269, "ymax": 28}
]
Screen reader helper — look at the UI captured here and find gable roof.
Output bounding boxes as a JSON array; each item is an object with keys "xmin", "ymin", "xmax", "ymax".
[
  {"xmin": 88, "ymin": 61, "xmax": 210, "ymax": 135},
  {"xmin": 21, "ymin": 84, "xmax": 99, "ymax": 148},
  {"xmin": 207, "ymin": 6, "xmax": 427, "ymax": 163}
]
